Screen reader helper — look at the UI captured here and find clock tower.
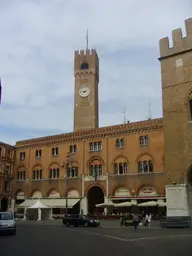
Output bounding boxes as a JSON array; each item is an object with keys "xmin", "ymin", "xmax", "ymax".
[{"xmin": 73, "ymin": 49, "xmax": 99, "ymax": 132}]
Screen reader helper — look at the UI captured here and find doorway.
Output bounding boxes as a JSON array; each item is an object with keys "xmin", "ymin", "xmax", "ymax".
[
  {"xmin": 1, "ymin": 197, "xmax": 8, "ymax": 211},
  {"xmin": 87, "ymin": 186, "xmax": 104, "ymax": 215}
]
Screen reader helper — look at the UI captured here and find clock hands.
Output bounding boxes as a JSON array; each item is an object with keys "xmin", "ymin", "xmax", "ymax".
[{"xmin": 79, "ymin": 87, "xmax": 90, "ymax": 97}]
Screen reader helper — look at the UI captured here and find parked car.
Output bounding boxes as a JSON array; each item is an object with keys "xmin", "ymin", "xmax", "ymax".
[
  {"xmin": 62, "ymin": 214, "xmax": 100, "ymax": 227},
  {"xmin": 0, "ymin": 212, "xmax": 16, "ymax": 235}
]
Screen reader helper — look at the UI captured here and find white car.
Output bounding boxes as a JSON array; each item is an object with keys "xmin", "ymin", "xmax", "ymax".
[{"xmin": 0, "ymin": 212, "xmax": 16, "ymax": 236}]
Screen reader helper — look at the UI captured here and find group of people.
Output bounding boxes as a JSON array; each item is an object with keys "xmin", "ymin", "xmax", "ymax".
[
  {"xmin": 133, "ymin": 213, "xmax": 152, "ymax": 230},
  {"xmin": 120, "ymin": 212, "xmax": 152, "ymax": 230}
]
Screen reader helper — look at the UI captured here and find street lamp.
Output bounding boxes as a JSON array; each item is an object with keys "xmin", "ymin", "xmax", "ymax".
[{"xmin": 63, "ymin": 152, "xmax": 74, "ymax": 216}]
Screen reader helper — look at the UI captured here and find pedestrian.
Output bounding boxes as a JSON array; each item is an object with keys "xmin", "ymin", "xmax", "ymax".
[
  {"xmin": 145, "ymin": 213, "xmax": 152, "ymax": 229},
  {"xmin": 120, "ymin": 216, "xmax": 125, "ymax": 227},
  {"xmin": 132, "ymin": 213, "xmax": 139, "ymax": 230}
]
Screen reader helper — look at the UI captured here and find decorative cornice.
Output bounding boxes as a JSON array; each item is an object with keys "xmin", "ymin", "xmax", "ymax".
[{"xmin": 15, "ymin": 118, "xmax": 163, "ymax": 149}]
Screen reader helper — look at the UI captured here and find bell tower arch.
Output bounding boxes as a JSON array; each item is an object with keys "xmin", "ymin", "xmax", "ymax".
[{"xmin": 73, "ymin": 49, "xmax": 99, "ymax": 132}]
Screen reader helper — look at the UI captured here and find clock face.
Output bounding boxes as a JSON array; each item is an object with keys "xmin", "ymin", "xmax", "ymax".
[{"xmin": 79, "ymin": 87, "xmax": 90, "ymax": 97}]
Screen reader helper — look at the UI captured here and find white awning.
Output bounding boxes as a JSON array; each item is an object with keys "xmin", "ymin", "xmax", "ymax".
[
  {"xmin": 138, "ymin": 201, "xmax": 158, "ymax": 207},
  {"xmin": 114, "ymin": 201, "xmax": 132, "ymax": 207},
  {"xmin": 18, "ymin": 198, "xmax": 80, "ymax": 208}
]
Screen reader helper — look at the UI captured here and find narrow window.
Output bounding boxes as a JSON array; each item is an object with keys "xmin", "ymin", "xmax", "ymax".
[{"xmin": 189, "ymin": 99, "xmax": 192, "ymax": 120}]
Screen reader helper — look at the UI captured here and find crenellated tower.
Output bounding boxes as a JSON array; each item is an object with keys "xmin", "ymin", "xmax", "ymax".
[
  {"xmin": 73, "ymin": 49, "xmax": 99, "ymax": 132},
  {"xmin": 159, "ymin": 18, "xmax": 192, "ymax": 184}
]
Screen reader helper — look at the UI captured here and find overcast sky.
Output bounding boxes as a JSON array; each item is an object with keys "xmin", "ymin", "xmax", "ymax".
[{"xmin": 0, "ymin": 0, "xmax": 191, "ymax": 145}]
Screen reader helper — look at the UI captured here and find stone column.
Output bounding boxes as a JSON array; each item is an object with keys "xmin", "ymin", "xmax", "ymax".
[
  {"xmin": 104, "ymin": 174, "xmax": 109, "ymax": 215},
  {"xmin": 80, "ymin": 197, "xmax": 88, "ymax": 215},
  {"xmin": 37, "ymin": 208, "xmax": 41, "ymax": 221},
  {"xmin": 22, "ymin": 208, "xmax": 27, "ymax": 220},
  {"xmin": 80, "ymin": 175, "xmax": 88, "ymax": 215},
  {"xmin": 11, "ymin": 198, "xmax": 15, "ymax": 213}
]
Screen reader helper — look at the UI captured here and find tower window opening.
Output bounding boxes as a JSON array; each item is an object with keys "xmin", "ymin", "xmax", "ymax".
[
  {"xmin": 189, "ymin": 99, "xmax": 192, "ymax": 120},
  {"xmin": 80, "ymin": 62, "xmax": 89, "ymax": 70}
]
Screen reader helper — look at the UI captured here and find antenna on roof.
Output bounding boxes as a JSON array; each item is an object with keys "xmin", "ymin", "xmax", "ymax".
[
  {"xmin": 145, "ymin": 101, "xmax": 152, "ymax": 120},
  {"xmin": 86, "ymin": 28, "xmax": 89, "ymax": 50},
  {"xmin": 122, "ymin": 106, "xmax": 126, "ymax": 124}
]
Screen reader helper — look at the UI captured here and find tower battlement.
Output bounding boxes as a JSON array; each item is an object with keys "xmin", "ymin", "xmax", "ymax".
[
  {"xmin": 159, "ymin": 17, "xmax": 192, "ymax": 59},
  {"xmin": 75, "ymin": 49, "xmax": 97, "ymax": 57},
  {"xmin": 74, "ymin": 48, "xmax": 99, "ymax": 75}
]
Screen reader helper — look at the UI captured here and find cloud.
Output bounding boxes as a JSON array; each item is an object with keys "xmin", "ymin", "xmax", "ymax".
[{"xmin": 0, "ymin": 0, "xmax": 190, "ymax": 144}]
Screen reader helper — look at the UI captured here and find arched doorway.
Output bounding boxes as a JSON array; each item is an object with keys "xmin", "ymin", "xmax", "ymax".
[
  {"xmin": 1, "ymin": 197, "xmax": 8, "ymax": 212},
  {"xmin": 87, "ymin": 186, "xmax": 104, "ymax": 215}
]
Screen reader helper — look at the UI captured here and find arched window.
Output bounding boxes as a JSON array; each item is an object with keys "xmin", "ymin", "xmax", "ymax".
[
  {"xmin": 144, "ymin": 136, "xmax": 149, "ymax": 145},
  {"xmin": 89, "ymin": 142, "xmax": 102, "ymax": 152},
  {"xmin": 35, "ymin": 149, "xmax": 42, "ymax": 158},
  {"xmin": 17, "ymin": 168, "xmax": 26, "ymax": 181},
  {"xmin": 66, "ymin": 167, "xmax": 78, "ymax": 178},
  {"xmin": 139, "ymin": 135, "xmax": 149, "ymax": 146},
  {"xmin": 32, "ymin": 169, "xmax": 42, "ymax": 180},
  {"xmin": 94, "ymin": 142, "xmax": 98, "ymax": 151},
  {"xmin": 89, "ymin": 164, "xmax": 103, "ymax": 177},
  {"xmin": 113, "ymin": 162, "xmax": 128, "ymax": 175},
  {"xmin": 69, "ymin": 144, "xmax": 77, "ymax": 153},
  {"xmin": 138, "ymin": 160, "xmax": 153, "ymax": 173},
  {"xmin": 149, "ymin": 160, "xmax": 153, "ymax": 172},
  {"xmin": 98, "ymin": 141, "xmax": 102, "ymax": 151},
  {"xmin": 49, "ymin": 168, "xmax": 60, "ymax": 179},
  {"xmin": 138, "ymin": 161, "xmax": 143, "ymax": 172},
  {"xmin": 80, "ymin": 62, "xmax": 89, "ymax": 70},
  {"xmin": 116, "ymin": 139, "xmax": 124, "ymax": 148},
  {"xmin": 140, "ymin": 136, "xmax": 144, "ymax": 145}
]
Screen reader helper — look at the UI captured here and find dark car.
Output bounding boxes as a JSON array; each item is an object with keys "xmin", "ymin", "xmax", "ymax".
[
  {"xmin": 62, "ymin": 214, "xmax": 100, "ymax": 227},
  {"xmin": 0, "ymin": 212, "xmax": 16, "ymax": 235}
]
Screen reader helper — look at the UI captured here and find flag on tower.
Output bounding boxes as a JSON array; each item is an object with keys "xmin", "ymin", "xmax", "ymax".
[{"xmin": 0, "ymin": 79, "xmax": 2, "ymax": 105}]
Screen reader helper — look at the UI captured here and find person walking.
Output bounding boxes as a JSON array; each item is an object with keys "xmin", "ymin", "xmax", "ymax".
[
  {"xmin": 145, "ymin": 213, "xmax": 152, "ymax": 229},
  {"xmin": 132, "ymin": 213, "xmax": 139, "ymax": 230}
]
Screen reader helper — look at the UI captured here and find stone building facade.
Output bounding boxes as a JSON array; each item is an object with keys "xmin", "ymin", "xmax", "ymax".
[
  {"xmin": 12, "ymin": 47, "xmax": 165, "ymax": 215},
  {"xmin": 13, "ymin": 118, "xmax": 165, "ymax": 214},
  {"xmin": 4, "ymin": 17, "xmax": 192, "ymax": 216},
  {"xmin": 0, "ymin": 142, "xmax": 15, "ymax": 211}
]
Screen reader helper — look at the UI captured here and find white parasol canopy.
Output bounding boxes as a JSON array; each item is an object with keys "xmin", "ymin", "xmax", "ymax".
[
  {"xmin": 95, "ymin": 202, "xmax": 114, "ymax": 208},
  {"xmin": 158, "ymin": 202, "xmax": 167, "ymax": 207},
  {"xmin": 27, "ymin": 199, "xmax": 50, "ymax": 209},
  {"xmin": 114, "ymin": 201, "xmax": 132, "ymax": 207},
  {"xmin": 138, "ymin": 201, "xmax": 158, "ymax": 207}
]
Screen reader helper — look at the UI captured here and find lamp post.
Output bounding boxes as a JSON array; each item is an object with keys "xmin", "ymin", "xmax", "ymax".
[{"xmin": 63, "ymin": 152, "xmax": 74, "ymax": 216}]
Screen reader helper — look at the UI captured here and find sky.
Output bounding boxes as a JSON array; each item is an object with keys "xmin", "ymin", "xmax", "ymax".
[{"xmin": 0, "ymin": 0, "xmax": 191, "ymax": 145}]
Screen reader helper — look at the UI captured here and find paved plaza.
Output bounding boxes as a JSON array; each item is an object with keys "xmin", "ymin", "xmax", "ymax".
[{"xmin": 1, "ymin": 220, "xmax": 192, "ymax": 256}]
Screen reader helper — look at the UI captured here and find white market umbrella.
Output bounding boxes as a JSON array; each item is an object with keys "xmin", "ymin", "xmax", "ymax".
[
  {"xmin": 158, "ymin": 202, "xmax": 167, "ymax": 207},
  {"xmin": 138, "ymin": 201, "xmax": 158, "ymax": 207},
  {"xmin": 95, "ymin": 202, "xmax": 114, "ymax": 208},
  {"xmin": 27, "ymin": 199, "xmax": 50, "ymax": 209},
  {"xmin": 114, "ymin": 201, "xmax": 132, "ymax": 207}
]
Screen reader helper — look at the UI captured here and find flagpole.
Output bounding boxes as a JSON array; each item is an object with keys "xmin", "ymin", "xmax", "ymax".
[
  {"xmin": 86, "ymin": 28, "xmax": 88, "ymax": 50},
  {"xmin": 0, "ymin": 78, "xmax": 2, "ymax": 105}
]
